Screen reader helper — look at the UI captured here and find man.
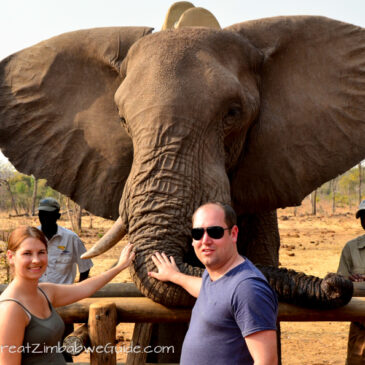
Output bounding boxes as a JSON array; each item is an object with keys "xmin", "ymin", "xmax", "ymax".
[
  {"xmin": 37, "ymin": 197, "xmax": 93, "ymax": 284},
  {"xmin": 337, "ymin": 199, "xmax": 365, "ymax": 365},
  {"xmin": 38, "ymin": 197, "xmax": 93, "ymax": 362},
  {"xmin": 149, "ymin": 202, "xmax": 278, "ymax": 365}
]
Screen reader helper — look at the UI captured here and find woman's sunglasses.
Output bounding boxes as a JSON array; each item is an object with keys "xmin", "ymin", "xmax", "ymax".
[{"xmin": 191, "ymin": 226, "xmax": 231, "ymax": 240}]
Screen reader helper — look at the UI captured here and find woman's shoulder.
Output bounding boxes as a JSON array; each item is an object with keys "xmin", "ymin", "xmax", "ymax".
[
  {"xmin": 0, "ymin": 297, "xmax": 30, "ymax": 323},
  {"xmin": 38, "ymin": 282, "xmax": 58, "ymax": 303}
]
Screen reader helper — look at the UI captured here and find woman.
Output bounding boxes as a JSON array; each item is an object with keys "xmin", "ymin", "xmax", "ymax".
[{"xmin": 0, "ymin": 226, "xmax": 135, "ymax": 365}]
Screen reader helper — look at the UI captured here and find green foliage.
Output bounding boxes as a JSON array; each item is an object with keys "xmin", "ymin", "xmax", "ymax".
[
  {"xmin": 316, "ymin": 163, "xmax": 364, "ymax": 210},
  {"xmin": 0, "ymin": 164, "xmax": 63, "ymax": 213}
]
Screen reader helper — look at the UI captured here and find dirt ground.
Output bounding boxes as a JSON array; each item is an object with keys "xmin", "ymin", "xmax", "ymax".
[{"xmin": 0, "ymin": 198, "xmax": 363, "ymax": 364}]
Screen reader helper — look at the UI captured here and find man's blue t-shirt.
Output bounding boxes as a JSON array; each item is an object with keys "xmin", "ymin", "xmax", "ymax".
[{"xmin": 180, "ymin": 258, "xmax": 278, "ymax": 365}]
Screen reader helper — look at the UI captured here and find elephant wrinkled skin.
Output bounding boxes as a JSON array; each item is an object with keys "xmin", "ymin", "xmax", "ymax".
[{"xmin": 1, "ymin": 15, "xmax": 365, "ymax": 307}]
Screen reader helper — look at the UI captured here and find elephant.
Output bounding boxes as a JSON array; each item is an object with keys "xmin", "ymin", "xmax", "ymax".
[{"xmin": 0, "ymin": 4, "xmax": 364, "ymax": 309}]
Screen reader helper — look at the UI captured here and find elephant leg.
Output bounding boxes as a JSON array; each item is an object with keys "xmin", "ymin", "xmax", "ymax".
[
  {"xmin": 237, "ymin": 210, "xmax": 280, "ymax": 267},
  {"xmin": 146, "ymin": 323, "xmax": 188, "ymax": 363},
  {"xmin": 236, "ymin": 210, "xmax": 281, "ymax": 363}
]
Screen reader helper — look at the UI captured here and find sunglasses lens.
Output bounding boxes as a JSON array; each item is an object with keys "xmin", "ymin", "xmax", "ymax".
[
  {"xmin": 207, "ymin": 226, "xmax": 225, "ymax": 239},
  {"xmin": 191, "ymin": 226, "xmax": 226, "ymax": 240},
  {"xmin": 191, "ymin": 228, "xmax": 204, "ymax": 240}
]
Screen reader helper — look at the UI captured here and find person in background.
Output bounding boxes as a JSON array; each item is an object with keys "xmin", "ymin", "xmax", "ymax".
[
  {"xmin": 37, "ymin": 197, "xmax": 93, "ymax": 362},
  {"xmin": 37, "ymin": 197, "xmax": 93, "ymax": 284},
  {"xmin": 338, "ymin": 199, "xmax": 365, "ymax": 365},
  {"xmin": 0, "ymin": 225, "xmax": 134, "ymax": 365},
  {"xmin": 149, "ymin": 202, "xmax": 278, "ymax": 365}
]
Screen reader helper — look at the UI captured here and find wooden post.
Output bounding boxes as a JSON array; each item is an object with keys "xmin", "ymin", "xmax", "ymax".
[
  {"xmin": 126, "ymin": 323, "xmax": 153, "ymax": 365},
  {"xmin": 89, "ymin": 302, "xmax": 117, "ymax": 365}
]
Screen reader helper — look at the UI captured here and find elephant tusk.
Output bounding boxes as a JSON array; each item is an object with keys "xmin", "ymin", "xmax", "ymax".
[{"xmin": 81, "ymin": 216, "xmax": 127, "ymax": 259}]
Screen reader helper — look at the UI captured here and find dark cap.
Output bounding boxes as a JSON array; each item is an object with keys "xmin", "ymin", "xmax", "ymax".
[
  {"xmin": 356, "ymin": 200, "xmax": 365, "ymax": 219},
  {"xmin": 38, "ymin": 197, "xmax": 60, "ymax": 212}
]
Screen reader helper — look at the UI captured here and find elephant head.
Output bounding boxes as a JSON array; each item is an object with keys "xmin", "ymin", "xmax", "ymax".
[{"xmin": 1, "ymin": 8, "xmax": 364, "ymax": 307}]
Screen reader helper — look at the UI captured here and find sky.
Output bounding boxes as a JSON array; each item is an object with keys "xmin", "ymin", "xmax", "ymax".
[{"xmin": 1, "ymin": 0, "xmax": 365, "ymax": 163}]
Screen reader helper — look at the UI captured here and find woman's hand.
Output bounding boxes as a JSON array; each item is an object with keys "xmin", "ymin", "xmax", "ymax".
[
  {"xmin": 148, "ymin": 252, "xmax": 180, "ymax": 282},
  {"xmin": 116, "ymin": 243, "xmax": 135, "ymax": 270}
]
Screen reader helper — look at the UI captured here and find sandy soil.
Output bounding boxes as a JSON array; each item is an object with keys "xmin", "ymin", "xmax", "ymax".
[
  {"xmin": 277, "ymin": 200, "xmax": 362, "ymax": 365},
  {"xmin": 0, "ymin": 199, "xmax": 362, "ymax": 364}
]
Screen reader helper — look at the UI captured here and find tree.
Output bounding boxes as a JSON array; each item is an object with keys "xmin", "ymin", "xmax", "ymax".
[
  {"xmin": 359, "ymin": 162, "xmax": 363, "ymax": 203},
  {"xmin": 66, "ymin": 198, "xmax": 82, "ymax": 234},
  {"xmin": 311, "ymin": 190, "xmax": 317, "ymax": 215},
  {"xmin": 0, "ymin": 179, "xmax": 19, "ymax": 215},
  {"xmin": 331, "ymin": 177, "xmax": 338, "ymax": 214},
  {"xmin": 31, "ymin": 176, "xmax": 38, "ymax": 216}
]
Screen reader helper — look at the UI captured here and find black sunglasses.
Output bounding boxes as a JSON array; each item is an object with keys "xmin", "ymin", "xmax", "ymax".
[{"xmin": 191, "ymin": 226, "xmax": 231, "ymax": 240}]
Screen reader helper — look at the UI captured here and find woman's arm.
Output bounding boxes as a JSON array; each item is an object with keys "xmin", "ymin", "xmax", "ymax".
[
  {"xmin": 0, "ymin": 302, "xmax": 28, "ymax": 365},
  {"xmin": 148, "ymin": 252, "xmax": 202, "ymax": 298},
  {"xmin": 42, "ymin": 243, "xmax": 135, "ymax": 307}
]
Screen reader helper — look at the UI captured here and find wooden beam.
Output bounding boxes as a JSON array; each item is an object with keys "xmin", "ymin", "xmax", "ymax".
[
  {"xmin": 353, "ymin": 282, "xmax": 365, "ymax": 297},
  {"xmin": 57, "ymin": 297, "xmax": 365, "ymax": 324},
  {"xmin": 63, "ymin": 323, "xmax": 89, "ymax": 355},
  {"xmin": 57, "ymin": 298, "xmax": 192, "ymax": 324},
  {"xmin": 90, "ymin": 283, "xmax": 143, "ymax": 298},
  {"xmin": 1, "ymin": 282, "xmax": 364, "ymax": 297},
  {"xmin": 0, "ymin": 283, "xmax": 143, "ymax": 298},
  {"xmin": 278, "ymin": 297, "xmax": 365, "ymax": 321}
]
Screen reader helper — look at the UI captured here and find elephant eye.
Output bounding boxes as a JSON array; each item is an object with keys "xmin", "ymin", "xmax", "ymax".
[
  {"xmin": 223, "ymin": 104, "xmax": 242, "ymax": 131},
  {"xmin": 120, "ymin": 117, "xmax": 131, "ymax": 135},
  {"xmin": 226, "ymin": 106, "xmax": 242, "ymax": 118}
]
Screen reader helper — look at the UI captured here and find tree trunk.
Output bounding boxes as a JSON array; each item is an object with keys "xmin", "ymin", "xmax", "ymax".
[
  {"xmin": 0, "ymin": 179, "xmax": 19, "ymax": 215},
  {"xmin": 359, "ymin": 162, "xmax": 363, "ymax": 204},
  {"xmin": 332, "ymin": 178, "xmax": 338, "ymax": 214},
  {"xmin": 77, "ymin": 205, "xmax": 82, "ymax": 233},
  {"xmin": 349, "ymin": 186, "xmax": 352, "ymax": 211},
  {"xmin": 311, "ymin": 190, "xmax": 317, "ymax": 215},
  {"xmin": 31, "ymin": 176, "xmax": 38, "ymax": 216},
  {"xmin": 88, "ymin": 211, "xmax": 93, "ymax": 229},
  {"xmin": 66, "ymin": 199, "xmax": 82, "ymax": 234},
  {"xmin": 66, "ymin": 198, "xmax": 76, "ymax": 231}
]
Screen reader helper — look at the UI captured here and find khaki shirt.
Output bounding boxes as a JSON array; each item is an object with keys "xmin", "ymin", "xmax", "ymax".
[
  {"xmin": 39, "ymin": 225, "xmax": 93, "ymax": 284},
  {"xmin": 337, "ymin": 234, "xmax": 365, "ymax": 291}
]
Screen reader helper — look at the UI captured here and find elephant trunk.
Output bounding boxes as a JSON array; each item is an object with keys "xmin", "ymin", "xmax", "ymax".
[
  {"xmin": 125, "ymin": 179, "xmax": 206, "ymax": 306},
  {"xmin": 119, "ymin": 120, "xmax": 231, "ymax": 306},
  {"xmin": 258, "ymin": 265, "xmax": 353, "ymax": 309},
  {"xmin": 129, "ymin": 221, "xmax": 204, "ymax": 306}
]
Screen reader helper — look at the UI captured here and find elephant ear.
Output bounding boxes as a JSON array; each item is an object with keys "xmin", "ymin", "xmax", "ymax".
[
  {"xmin": 0, "ymin": 26, "xmax": 153, "ymax": 219},
  {"xmin": 227, "ymin": 17, "xmax": 365, "ymax": 213}
]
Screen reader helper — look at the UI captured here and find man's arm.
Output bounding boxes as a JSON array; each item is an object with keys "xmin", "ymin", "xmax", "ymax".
[
  {"xmin": 148, "ymin": 252, "xmax": 202, "ymax": 298},
  {"xmin": 79, "ymin": 269, "xmax": 90, "ymax": 282},
  {"xmin": 337, "ymin": 243, "xmax": 365, "ymax": 284},
  {"xmin": 245, "ymin": 330, "xmax": 278, "ymax": 365},
  {"xmin": 40, "ymin": 243, "xmax": 135, "ymax": 307}
]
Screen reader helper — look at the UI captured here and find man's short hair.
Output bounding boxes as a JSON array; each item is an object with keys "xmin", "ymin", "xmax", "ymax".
[{"xmin": 192, "ymin": 202, "xmax": 237, "ymax": 228}]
